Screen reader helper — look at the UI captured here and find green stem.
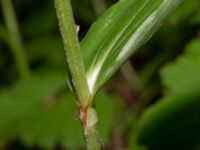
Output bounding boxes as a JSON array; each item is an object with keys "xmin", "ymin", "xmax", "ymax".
[
  {"xmin": 54, "ymin": 0, "xmax": 101, "ymax": 149},
  {"xmin": 1, "ymin": 0, "xmax": 30, "ymax": 79},
  {"xmin": 85, "ymin": 107, "xmax": 101, "ymax": 150},
  {"xmin": 54, "ymin": 0, "xmax": 90, "ymax": 104}
]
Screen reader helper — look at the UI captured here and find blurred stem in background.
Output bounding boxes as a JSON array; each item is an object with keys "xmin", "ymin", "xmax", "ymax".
[
  {"xmin": 121, "ymin": 61, "xmax": 143, "ymax": 93},
  {"xmin": 91, "ymin": 0, "xmax": 107, "ymax": 16},
  {"xmin": 1, "ymin": 0, "xmax": 30, "ymax": 79}
]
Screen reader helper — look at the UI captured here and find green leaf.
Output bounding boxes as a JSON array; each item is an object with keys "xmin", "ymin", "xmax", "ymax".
[
  {"xmin": 0, "ymin": 73, "xmax": 122, "ymax": 149},
  {"xmin": 161, "ymin": 40, "xmax": 200, "ymax": 94},
  {"xmin": 133, "ymin": 93, "xmax": 200, "ymax": 150},
  {"xmin": 129, "ymin": 39, "xmax": 200, "ymax": 150},
  {"xmin": 185, "ymin": 39, "xmax": 200, "ymax": 58},
  {"xmin": 80, "ymin": 0, "xmax": 183, "ymax": 95}
]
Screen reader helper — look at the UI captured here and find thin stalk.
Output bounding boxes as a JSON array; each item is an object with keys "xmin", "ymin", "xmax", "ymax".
[
  {"xmin": 55, "ymin": 0, "xmax": 90, "ymax": 104},
  {"xmin": 121, "ymin": 61, "xmax": 143, "ymax": 92},
  {"xmin": 54, "ymin": 0, "xmax": 101, "ymax": 149},
  {"xmin": 91, "ymin": 0, "xmax": 107, "ymax": 17},
  {"xmin": 1, "ymin": 0, "xmax": 30, "ymax": 79},
  {"xmin": 84, "ymin": 107, "xmax": 101, "ymax": 150}
]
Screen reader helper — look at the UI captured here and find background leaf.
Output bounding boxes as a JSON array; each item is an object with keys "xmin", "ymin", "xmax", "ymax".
[
  {"xmin": 0, "ymin": 72, "xmax": 122, "ymax": 149},
  {"xmin": 129, "ymin": 39, "xmax": 200, "ymax": 150}
]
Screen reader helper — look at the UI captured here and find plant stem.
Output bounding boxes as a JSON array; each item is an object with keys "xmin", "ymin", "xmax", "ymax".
[
  {"xmin": 55, "ymin": 0, "xmax": 90, "ymax": 104},
  {"xmin": 85, "ymin": 107, "xmax": 101, "ymax": 150},
  {"xmin": 54, "ymin": 0, "xmax": 101, "ymax": 149},
  {"xmin": 1, "ymin": 0, "xmax": 30, "ymax": 79}
]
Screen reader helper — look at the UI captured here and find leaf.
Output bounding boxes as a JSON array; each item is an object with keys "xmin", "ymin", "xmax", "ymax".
[
  {"xmin": 80, "ymin": 0, "xmax": 183, "ymax": 95},
  {"xmin": 0, "ymin": 73, "xmax": 122, "ymax": 149},
  {"xmin": 129, "ymin": 39, "xmax": 200, "ymax": 150},
  {"xmin": 133, "ymin": 93, "xmax": 200, "ymax": 150},
  {"xmin": 185, "ymin": 39, "xmax": 200, "ymax": 58},
  {"xmin": 161, "ymin": 39, "xmax": 200, "ymax": 94}
]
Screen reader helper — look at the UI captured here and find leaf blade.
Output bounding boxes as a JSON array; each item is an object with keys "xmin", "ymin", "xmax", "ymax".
[{"xmin": 81, "ymin": 0, "xmax": 184, "ymax": 95}]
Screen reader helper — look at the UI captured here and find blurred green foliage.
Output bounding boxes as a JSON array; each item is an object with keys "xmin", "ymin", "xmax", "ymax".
[
  {"xmin": 0, "ymin": 72, "xmax": 123, "ymax": 149},
  {"xmin": 130, "ymin": 38, "xmax": 200, "ymax": 150},
  {"xmin": 0, "ymin": 0, "xmax": 200, "ymax": 149}
]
